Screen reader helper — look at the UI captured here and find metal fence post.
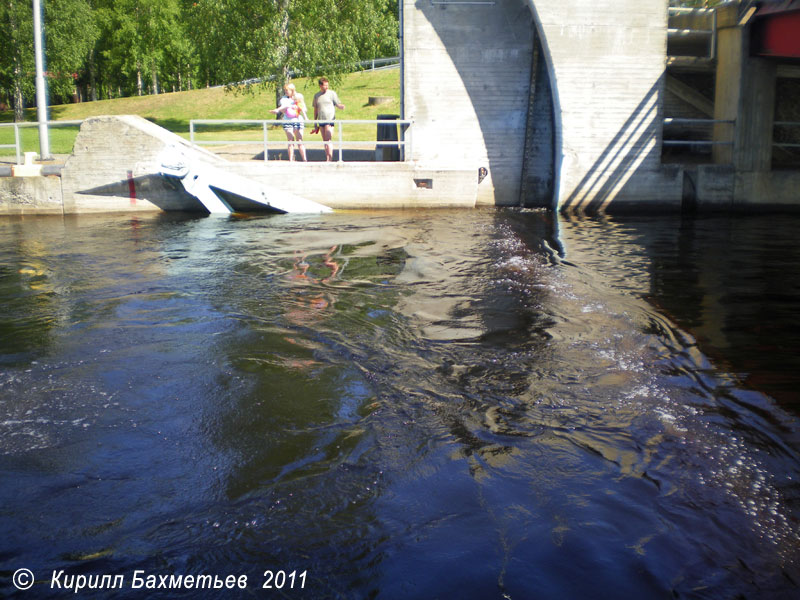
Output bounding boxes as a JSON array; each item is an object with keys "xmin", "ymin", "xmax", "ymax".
[
  {"xmin": 338, "ymin": 122, "xmax": 344, "ymax": 162},
  {"xmin": 263, "ymin": 121, "xmax": 269, "ymax": 162},
  {"xmin": 407, "ymin": 122, "xmax": 412, "ymax": 162},
  {"xmin": 710, "ymin": 9, "xmax": 717, "ymax": 61},
  {"xmin": 14, "ymin": 123, "xmax": 21, "ymax": 165}
]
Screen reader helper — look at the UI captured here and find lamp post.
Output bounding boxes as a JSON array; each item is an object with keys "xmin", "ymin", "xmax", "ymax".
[{"xmin": 33, "ymin": 0, "xmax": 51, "ymax": 159}]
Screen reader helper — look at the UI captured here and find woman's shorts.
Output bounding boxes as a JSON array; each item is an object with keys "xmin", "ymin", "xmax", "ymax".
[
  {"xmin": 318, "ymin": 121, "xmax": 335, "ymax": 128},
  {"xmin": 283, "ymin": 120, "xmax": 304, "ymax": 132}
]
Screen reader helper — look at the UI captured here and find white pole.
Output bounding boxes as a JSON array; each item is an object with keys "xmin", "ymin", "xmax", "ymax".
[
  {"xmin": 33, "ymin": 0, "xmax": 51, "ymax": 159},
  {"xmin": 399, "ymin": 0, "xmax": 405, "ymax": 160},
  {"xmin": 399, "ymin": 0, "xmax": 404, "ymax": 122}
]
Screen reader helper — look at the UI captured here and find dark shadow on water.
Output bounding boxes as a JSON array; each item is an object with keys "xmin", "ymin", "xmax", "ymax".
[{"xmin": 560, "ymin": 212, "xmax": 800, "ymax": 412}]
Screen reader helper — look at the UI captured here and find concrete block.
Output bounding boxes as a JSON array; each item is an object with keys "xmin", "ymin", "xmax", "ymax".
[
  {"xmin": 0, "ymin": 175, "xmax": 63, "ymax": 215},
  {"xmin": 11, "ymin": 151, "xmax": 42, "ymax": 177},
  {"xmin": 696, "ymin": 165, "xmax": 735, "ymax": 207},
  {"xmin": 11, "ymin": 164, "xmax": 43, "ymax": 177},
  {"xmin": 227, "ymin": 162, "xmax": 478, "ymax": 209},
  {"xmin": 61, "ymin": 115, "xmax": 221, "ymax": 213}
]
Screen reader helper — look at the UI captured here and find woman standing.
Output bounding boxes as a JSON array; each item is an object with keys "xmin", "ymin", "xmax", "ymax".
[{"xmin": 270, "ymin": 83, "xmax": 308, "ymax": 162}]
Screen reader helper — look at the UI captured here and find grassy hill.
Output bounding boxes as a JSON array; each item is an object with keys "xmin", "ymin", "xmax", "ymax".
[{"xmin": 1, "ymin": 68, "xmax": 400, "ymax": 156}]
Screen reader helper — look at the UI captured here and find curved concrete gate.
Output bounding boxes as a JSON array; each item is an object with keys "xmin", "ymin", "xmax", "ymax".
[{"xmin": 403, "ymin": 0, "xmax": 682, "ymax": 210}]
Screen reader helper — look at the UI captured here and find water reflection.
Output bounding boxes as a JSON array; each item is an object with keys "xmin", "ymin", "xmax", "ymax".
[
  {"xmin": 0, "ymin": 210, "xmax": 797, "ymax": 599},
  {"xmin": 558, "ymin": 213, "xmax": 800, "ymax": 410}
]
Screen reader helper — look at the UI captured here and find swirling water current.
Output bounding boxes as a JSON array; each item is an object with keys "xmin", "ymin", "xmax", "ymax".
[{"xmin": 0, "ymin": 209, "xmax": 798, "ymax": 599}]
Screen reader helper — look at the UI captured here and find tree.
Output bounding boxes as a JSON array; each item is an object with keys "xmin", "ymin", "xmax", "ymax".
[
  {"xmin": 671, "ymin": 1, "xmax": 724, "ymax": 6},
  {"xmin": 0, "ymin": 0, "xmax": 34, "ymax": 121},
  {"xmin": 0, "ymin": 0, "xmax": 98, "ymax": 119},
  {"xmin": 105, "ymin": 0, "xmax": 186, "ymax": 95},
  {"xmin": 44, "ymin": 0, "xmax": 98, "ymax": 102},
  {"xmin": 189, "ymin": 0, "xmax": 398, "ymax": 95},
  {"xmin": 0, "ymin": 0, "xmax": 399, "ymax": 110}
]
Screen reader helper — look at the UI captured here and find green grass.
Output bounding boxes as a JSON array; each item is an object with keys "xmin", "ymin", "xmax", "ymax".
[{"xmin": 0, "ymin": 68, "xmax": 400, "ymax": 157}]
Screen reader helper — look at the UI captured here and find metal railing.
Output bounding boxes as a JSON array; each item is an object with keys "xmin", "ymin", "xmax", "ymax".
[
  {"xmin": 662, "ymin": 117, "xmax": 735, "ymax": 147},
  {"xmin": 0, "ymin": 120, "xmax": 83, "ymax": 164},
  {"xmin": 0, "ymin": 124, "xmax": 21, "ymax": 164},
  {"xmin": 229, "ymin": 57, "xmax": 400, "ymax": 88},
  {"xmin": 359, "ymin": 57, "xmax": 400, "ymax": 71},
  {"xmin": 667, "ymin": 6, "xmax": 717, "ymax": 61},
  {"xmin": 189, "ymin": 119, "xmax": 413, "ymax": 162},
  {"xmin": 773, "ymin": 121, "xmax": 800, "ymax": 150}
]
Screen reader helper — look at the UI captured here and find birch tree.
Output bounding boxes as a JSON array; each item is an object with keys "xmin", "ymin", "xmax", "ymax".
[
  {"xmin": 189, "ymin": 0, "xmax": 398, "ymax": 94},
  {"xmin": 1, "ymin": 0, "xmax": 34, "ymax": 121},
  {"xmin": 0, "ymin": 0, "xmax": 97, "ymax": 119}
]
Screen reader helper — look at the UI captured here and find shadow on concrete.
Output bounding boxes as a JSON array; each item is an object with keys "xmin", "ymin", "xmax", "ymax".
[
  {"xmin": 416, "ymin": 1, "xmax": 678, "ymax": 213},
  {"xmin": 558, "ymin": 78, "xmax": 666, "ymax": 213},
  {"xmin": 252, "ymin": 148, "xmax": 381, "ymax": 162},
  {"xmin": 78, "ymin": 174, "xmax": 206, "ymax": 212},
  {"xmin": 415, "ymin": 0, "xmax": 554, "ymax": 207},
  {"xmin": 520, "ymin": 32, "xmax": 556, "ymax": 209}
]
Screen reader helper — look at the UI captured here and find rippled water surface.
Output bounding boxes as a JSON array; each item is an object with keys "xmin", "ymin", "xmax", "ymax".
[{"xmin": 0, "ymin": 210, "xmax": 798, "ymax": 599}]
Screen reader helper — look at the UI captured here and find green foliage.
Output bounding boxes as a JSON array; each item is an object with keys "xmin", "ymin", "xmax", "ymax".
[
  {"xmin": 103, "ymin": 0, "xmax": 187, "ymax": 94},
  {"xmin": 192, "ymin": 0, "xmax": 399, "ymax": 96},
  {"xmin": 671, "ymin": 1, "xmax": 724, "ymax": 7},
  {"xmin": 45, "ymin": 0, "xmax": 99, "ymax": 101},
  {"xmin": 0, "ymin": 0, "xmax": 99, "ymax": 117},
  {"xmin": 0, "ymin": 0, "xmax": 398, "ymax": 117},
  {"xmin": 0, "ymin": 0, "xmax": 35, "ymax": 117}
]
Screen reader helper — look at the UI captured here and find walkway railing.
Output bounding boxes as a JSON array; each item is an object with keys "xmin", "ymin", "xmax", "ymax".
[
  {"xmin": 662, "ymin": 117, "xmax": 735, "ymax": 152},
  {"xmin": 773, "ymin": 121, "xmax": 800, "ymax": 150},
  {"xmin": 667, "ymin": 6, "xmax": 717, "ymax": 65},
  {"xmin": 189, "ymin": 119, "xmax": 413, "ymax": 162},
  {"xmin": 773, "ymin": 121, "xmax": 800, "ymax": 167},
  {"xmin": 0, "ymin": 124, "xmax": 21, "ymax": 164},
  {"xmin": 0, "ymin": 120, "xmax": 83, "ymax": 163}
]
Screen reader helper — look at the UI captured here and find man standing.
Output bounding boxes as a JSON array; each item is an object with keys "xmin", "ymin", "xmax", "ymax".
[{"xmin": 312, "ymin": 77, "xmax": 345, "ymax": 162}]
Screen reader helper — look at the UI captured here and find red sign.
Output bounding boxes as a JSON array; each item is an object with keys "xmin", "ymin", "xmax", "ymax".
[{"xmin": 752, "ymin": 5, "xmax": 800, "ymax": 58}]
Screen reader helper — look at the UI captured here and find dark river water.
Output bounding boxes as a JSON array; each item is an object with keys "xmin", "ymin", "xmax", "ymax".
[{"xmin": 0, "ymin": 209, "xmax": 798, "ymax": 599}]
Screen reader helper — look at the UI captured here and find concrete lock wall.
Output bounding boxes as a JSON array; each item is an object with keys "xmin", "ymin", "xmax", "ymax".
[
  {"xmin": 405, "ymin": 0, "xmax": 799, "ymax": 211},
  {"xmin": 526, "ymin": 0, "xmax": 684, "ymax": 211},
  {"xmin": 402, "ymin": 0, "xmax": 536, "ymax": 206},
  {"xmin": 60, "ymin": 115, "xmax": 481, "ymax": 213},
  {"xmin": 0, "ymin": 174, "xmax": 64, "ymax": 215},
  {"xmin": 403, "ymin": 0, "xmax": 683, "ymax": 211}
]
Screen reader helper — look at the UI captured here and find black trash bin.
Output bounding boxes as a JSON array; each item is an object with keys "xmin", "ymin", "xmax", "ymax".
[{"xmin": 376, "ymin": 114, "xmax": 400, "ymax": 161}]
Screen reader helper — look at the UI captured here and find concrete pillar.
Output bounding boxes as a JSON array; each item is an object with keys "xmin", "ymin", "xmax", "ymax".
[
  {"xmin": 402, "ymin": 0, "xmax": 535, "ymax": 206},
  {"xmin": 528, "ymin": 0, "xmax": 680, "ymax": 212},
  {"xmin": 713, "ymin": 4, "xmax": 776, "ymax": 170}
]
